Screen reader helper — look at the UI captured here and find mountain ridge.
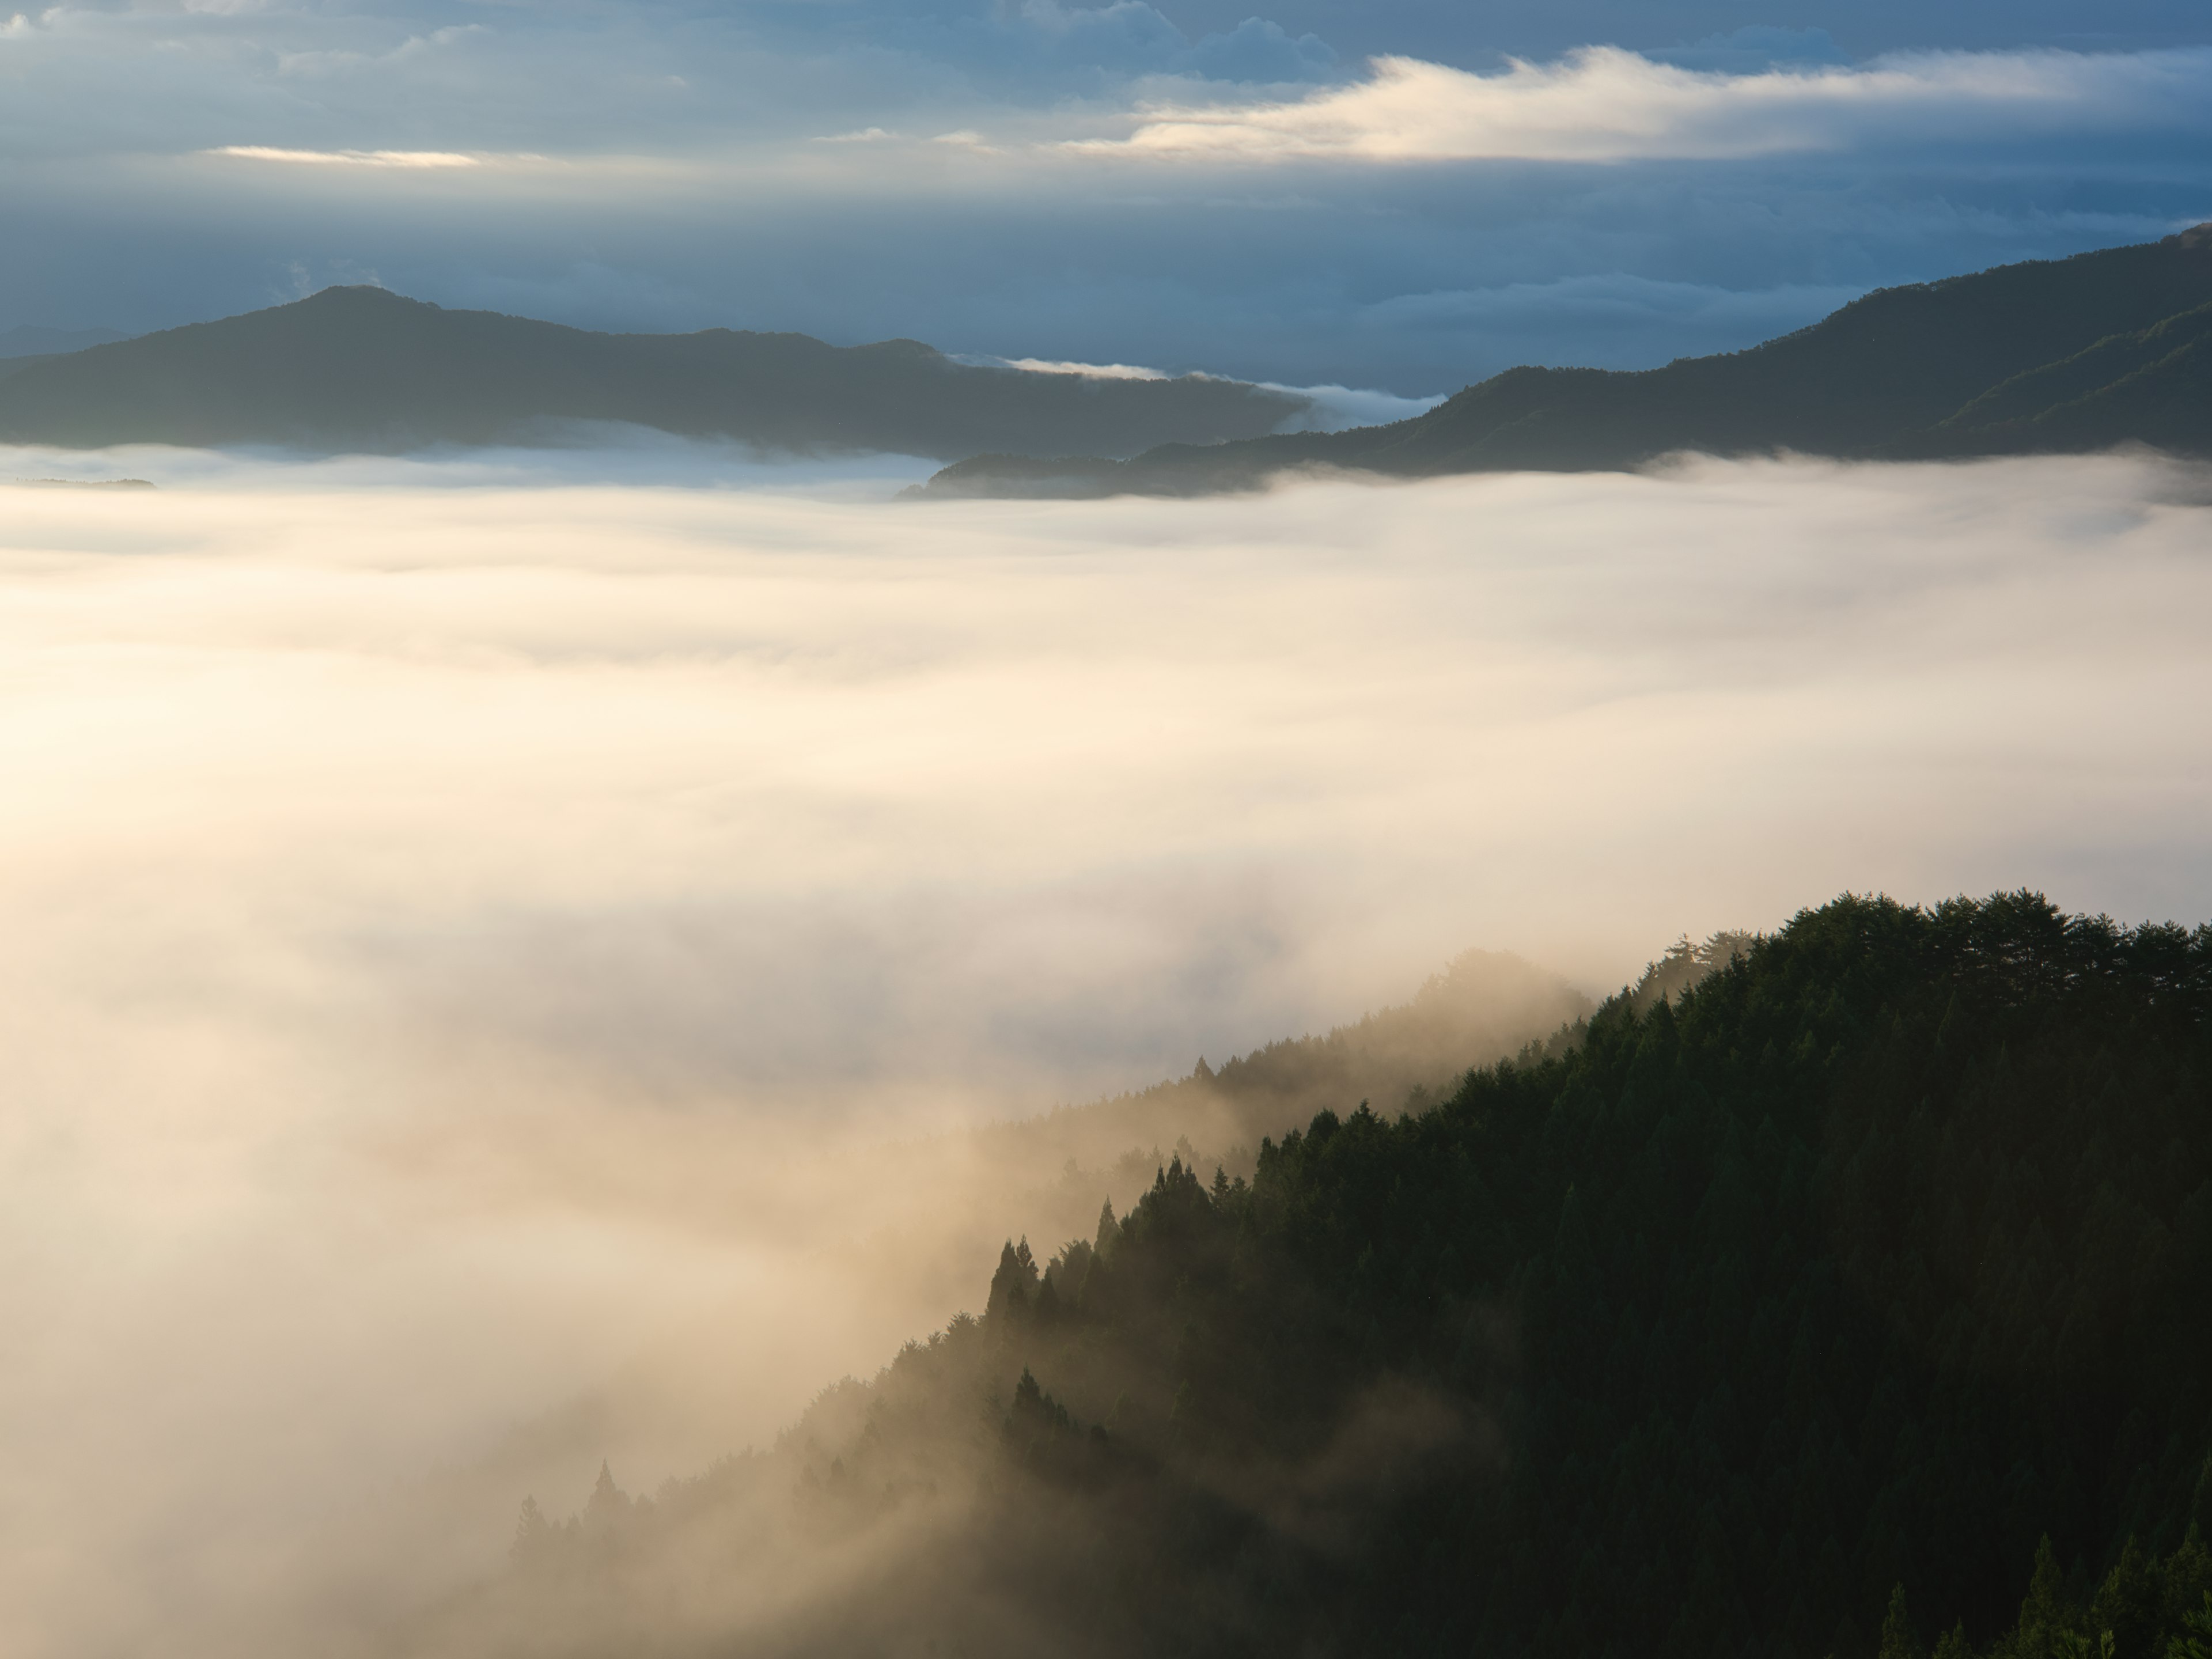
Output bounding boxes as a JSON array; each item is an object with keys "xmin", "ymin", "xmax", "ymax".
[
  {"xmin": 0, "ymin": 323, "xmax": 131, "ymax": 360},
  {"xmin": 0, "ymin": 286, "xmax": 1308, "ymax": 460},
  {"xmin": 413, "ymin": 892, "xmax": 2212, "ymax": 1659},
  {"xmin": 918, "ymin": 225, "xmax": 2212, "ymax": 498}
]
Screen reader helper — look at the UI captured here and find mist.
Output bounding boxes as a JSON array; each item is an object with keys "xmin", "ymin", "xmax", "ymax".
[{"xmin": 3, "ymin": 448, "xmax": 2210, "ymax": 1656}]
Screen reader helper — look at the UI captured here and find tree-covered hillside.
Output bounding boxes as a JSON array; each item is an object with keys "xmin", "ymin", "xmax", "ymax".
[{"xmin": 440, "ymin": 894, "xmax": 2212, "ymax": 1659}]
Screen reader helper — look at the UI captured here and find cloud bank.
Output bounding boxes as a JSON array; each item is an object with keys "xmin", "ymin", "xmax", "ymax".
[
  {"xmin": 1088, "ymin": 44, "xmax": 2212, "ymax": 161},
  {"xmin": 3, "ymin": 450, "xmax": 2212, "ymax": 1655},
  {"xmin": 206, "ymin": 145, "xmax": 493, "ymax": 168}
]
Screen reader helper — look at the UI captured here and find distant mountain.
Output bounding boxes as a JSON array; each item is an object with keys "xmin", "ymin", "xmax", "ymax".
[
  {"xmin": 921, "ymin": 223, "xmax": 2212, "ymax": 498},
  {"xmin": 0, "ymin": 287, "xmax": 1305, "ymax": 459},
  {"xmin": 0, "ymin": 323, "xmax": 130, "ymax": 360}
]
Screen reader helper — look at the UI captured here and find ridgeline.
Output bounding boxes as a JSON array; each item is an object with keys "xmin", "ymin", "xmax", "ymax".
[
  {"xmin": 919, "ymin": 224, "xmax": 2212, "ymax": 498},
  {"xmin": 0, "ymin": 287, "xmax": 1306, "ymax": 459},
  {"xmin": 437, "ymin": 893, "xmax": 2212, "ymax": 1659}
]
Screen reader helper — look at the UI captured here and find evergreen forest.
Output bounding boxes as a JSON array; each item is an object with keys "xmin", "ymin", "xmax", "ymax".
[{"xmin": 446, "ymin": 893, "xmax": 2212, "ymax": 1659}]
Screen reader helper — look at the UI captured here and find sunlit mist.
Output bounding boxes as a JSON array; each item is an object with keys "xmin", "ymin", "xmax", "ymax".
[{"xmin": 2, "ymin": 449, "xmax": 2209, "ymax": 1656}]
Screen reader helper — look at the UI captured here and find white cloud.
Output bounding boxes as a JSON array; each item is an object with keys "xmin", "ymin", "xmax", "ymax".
[
  {"xmin": 206, "ymin": 145, "xmax": 486, "ymax": 168},
  {"xmin": 994, "ymin": 356, "xmax": 1170, "ymax": 380},
  {"xmin": 1078, "ymin": 44, "xmax": 2212, "ymax": 164},
  {"xmin": 4, "ymin": 450, "xmax": 2212, "ymax": 1654}
]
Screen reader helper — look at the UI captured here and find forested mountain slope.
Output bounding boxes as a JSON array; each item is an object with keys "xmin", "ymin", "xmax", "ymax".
[
  {"xmin": 429, "ymin": 893, "xmax": 2212, "ymax": 1659},
  {"xmin": 0, "ymin": 286, "xmax": 1305, "ymax": 458},
  {"xmin": 921, "ymin": 224, "xmax": 2212, "ymax": 497},
  {"xmin": 970, "ymin": 946, "xmax": 1601, "ymax": 1203}
]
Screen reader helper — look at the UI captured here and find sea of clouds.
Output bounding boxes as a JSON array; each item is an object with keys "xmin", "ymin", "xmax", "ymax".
[{"xmin": 3, "ymin": 448, "xmax": 2210, "ymax": 1655}]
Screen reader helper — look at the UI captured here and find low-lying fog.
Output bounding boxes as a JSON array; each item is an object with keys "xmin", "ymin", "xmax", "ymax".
[{"xmin": 3, "ymin": 447, "xmax": 2209, "ymax": 1656}]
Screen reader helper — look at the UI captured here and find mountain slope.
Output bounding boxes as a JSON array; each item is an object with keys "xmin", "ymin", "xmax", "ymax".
[
  {"xmin": 1897, "ymin": 301, "xmax": 2212, "ymax": 459},
  {"xmin": 423, "ymin": 893, "xmax": 2212, "ymax": 1659},
  {"xmin": 0, "ymin": 287, "xmax": 1306, "ymax": 459},
  {"xmin": 922, "ymin": 224, "xmax": 2212, "ymax": 497},
  {"xmin": 0, "ymin": 323, "xmax": 130, "ymax": 359}
]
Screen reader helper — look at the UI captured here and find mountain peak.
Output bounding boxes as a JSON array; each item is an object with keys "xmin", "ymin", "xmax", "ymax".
[
  {"xmin": 296, "ymin": 284, "xmax": 430, "ymax": 309},
  {"xmin": 0, "ymin": 288, "xmax": 1306, "ymax": 457}
]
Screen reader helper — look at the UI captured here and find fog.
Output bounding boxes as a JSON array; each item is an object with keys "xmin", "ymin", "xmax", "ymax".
[{"xmin": 3, "ymin": 448, "xmax": 2210, "ymax": 1656}]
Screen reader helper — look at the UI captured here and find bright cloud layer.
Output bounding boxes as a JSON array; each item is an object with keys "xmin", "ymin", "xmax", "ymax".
[
  {"xmin": 1086, "ymin": 44, "xmax": 2212, "ymax": 162},
  {"xmin": 3, "ymin": 450, "xmax": 2212, "ymax": 1656},
  {"xmin": 207, "ymin": 145, "xmax": 486, "ymax": 168}
]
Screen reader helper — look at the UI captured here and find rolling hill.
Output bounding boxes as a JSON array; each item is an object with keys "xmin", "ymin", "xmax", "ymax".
[
  {"xmin": 920, "ymin": 222, "xmax": 2212, "ymax": 498},
  {"xmin": 0, "ymin": 287, "xmax": 1307, "ymax": 459}
]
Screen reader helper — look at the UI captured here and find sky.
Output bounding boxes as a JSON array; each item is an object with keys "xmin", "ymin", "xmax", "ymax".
[
  {"xmin": 3, "ymin": 0, "xmax": 2210, "ymax": 391},
  {"xmin": 4, "ymin": 449, "xmax": 2211, "ymax": 1654}
]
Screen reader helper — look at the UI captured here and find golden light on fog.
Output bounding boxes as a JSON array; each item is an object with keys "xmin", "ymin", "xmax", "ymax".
[{"xmin": 1, "ymin": 450, "xmax": 2209, "ymax": 1655}]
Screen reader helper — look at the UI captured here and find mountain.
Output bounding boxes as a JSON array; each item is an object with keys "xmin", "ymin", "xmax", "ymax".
[
  {"xmin": 416, "ymin": 893, "xmax": 2212, "ymax": 1659},
  {"xmin": 920, "ymin": 224, "xmax": 2212, "ymax": 498},
  {"xmin": 0, "ymin": 323, "xmax": 130, "ymax": 360},
  {"xmin": 0, "ymin": 287, "xmax": 1306, "ymax": 459}
]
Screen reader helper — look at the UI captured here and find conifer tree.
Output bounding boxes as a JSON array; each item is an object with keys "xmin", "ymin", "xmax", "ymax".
[{"xmin": 1881, "ymin": 1584, "xmax": 1923, "ymax": 1659}]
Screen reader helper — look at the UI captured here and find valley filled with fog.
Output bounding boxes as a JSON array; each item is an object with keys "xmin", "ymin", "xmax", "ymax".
[{"xmin": 2, "ymin": 449, "xmax": 2209, "ymax": 1656}]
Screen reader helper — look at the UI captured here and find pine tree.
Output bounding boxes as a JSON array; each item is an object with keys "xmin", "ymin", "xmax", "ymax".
[
  {"xmin": 2017, "ymin": 1537, "xmax": 2075, "ymax": 1659},
  {"xmin": 984, "ymin": 1238, "xmax": 1034, "ymax": 1326},
  {"xmin": 2169, "ymin": 1595, "xmax": 2212, "ymax": 1659},
  {"xmin": 510, "ymin": 1495, "xmax": 551, "ymax": 1567},
  {"xmin": 1879, "ymin": 1583, "xmax": 1922, "ymax": 1659}
]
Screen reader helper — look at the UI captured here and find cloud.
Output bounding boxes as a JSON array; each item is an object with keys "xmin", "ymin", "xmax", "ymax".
[
  {"xmin": 1263, "ymin": 380, "xmax": 1441, "ymax": 430},
  {"xmin": 206, "ymin": 145, "xmax": 488, "ymax": 168},
  {"xmin": 1646, "ymin": 25, "xmax": 1851, "ymax": 74},
  {"xmin": 1082, "ymin": 44, "xmax": 2212, "ymax": 162},
  {"xmin": 979, "ymin": 355, "xmax": 1171, "ymax": 380},
  {"xmin": 2, "ymin": 5, "xmax": 2211, "ymax": 409},
  {"xmin": 4, "ymin": 449, "xmax": 2212, "ymax": 1654},
  {"xmin": 1178, "ymin": 14, "xmax": 1336, "ymax": 82}
]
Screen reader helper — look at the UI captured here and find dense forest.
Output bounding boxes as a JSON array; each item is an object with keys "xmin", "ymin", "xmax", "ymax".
[{"xmin": 435, "ymin": 893, "xmax": 2212, "ymax": 1659}]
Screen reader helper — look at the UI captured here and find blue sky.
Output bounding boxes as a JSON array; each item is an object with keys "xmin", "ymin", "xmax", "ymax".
[{"xmin": 3, "ymin": 0, "xmax": 2209, "ymax": 392}]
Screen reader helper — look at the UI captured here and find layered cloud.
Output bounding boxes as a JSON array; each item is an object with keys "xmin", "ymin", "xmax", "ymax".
[
  {"xmin": 3, "ymin": 0, "xmax": 2211, "ymax": 402},
  {"xmin": 4, "ymin": 450, "xmax": 2212, "ymax": 1655},
  {"xmin": 1084, "ymin": 44, "xmax": 2212, "ymax": 162},
  {"xmin": 207, "ymin": 145, "xmax": 488, "ymax": 168}
]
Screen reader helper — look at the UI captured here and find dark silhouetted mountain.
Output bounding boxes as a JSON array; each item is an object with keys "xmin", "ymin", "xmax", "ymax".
[
  {"xmin": 0, "ymin": 323, "xmax": 130, "ymax": 360},
  {"xmin": 0, "ymin": 287, "xmax": 1306, "ymax": 458},
  {"xmin": 921, "ymin": 223, "xmax": 2212, "ymax": 498},
  {"xmin": 421, "ymin": 893, "xmax": 2212, "ymax": 1659}
]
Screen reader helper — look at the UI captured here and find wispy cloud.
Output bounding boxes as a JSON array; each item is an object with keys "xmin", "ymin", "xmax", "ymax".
[
  {"xmin": 995, "ymin": 357, "xmax": 1170, "ymax": 380},
  {"xmin": 1077, "ymin": 45, "xmax": 2212, "ymax": 163},
  {"xmin": 206, "ymin": 145, "xmax": 487, "ymax": 168}
]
